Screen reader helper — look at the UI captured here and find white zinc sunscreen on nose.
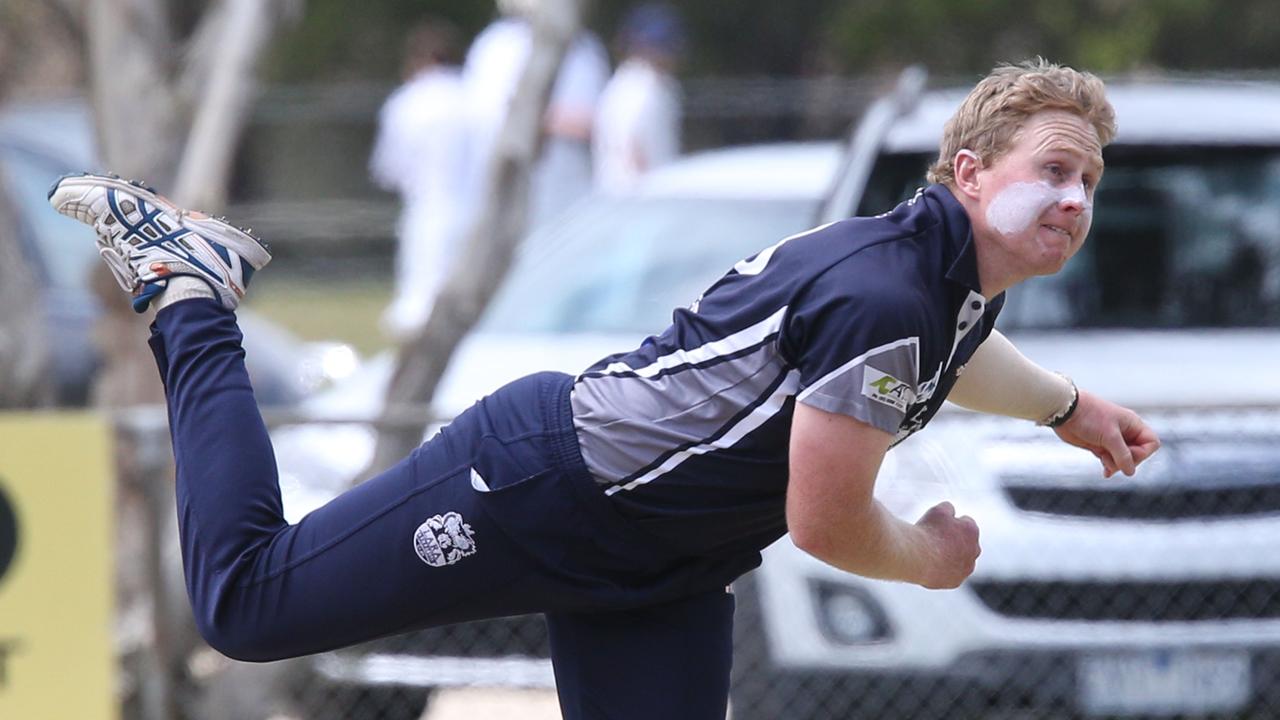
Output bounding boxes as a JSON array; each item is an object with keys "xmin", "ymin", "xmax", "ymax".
[{"xmin": 987, "ymin": 181, "xmax": 1091, "ymax": 236}]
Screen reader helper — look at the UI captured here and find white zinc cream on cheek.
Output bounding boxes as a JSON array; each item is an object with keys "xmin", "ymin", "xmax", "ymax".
[{"xmin": 986, "ymin": 181, "xmax": 1092, "ymax": 236}]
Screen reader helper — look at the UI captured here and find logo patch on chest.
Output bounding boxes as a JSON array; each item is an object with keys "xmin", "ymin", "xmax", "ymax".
[
  {"xmin": 413, "ymin": 511, "xmax": 477, "ymax": 567},
  {"xmin": 863, "ymin": 367, "xmax": 915, "ymax": 411}
]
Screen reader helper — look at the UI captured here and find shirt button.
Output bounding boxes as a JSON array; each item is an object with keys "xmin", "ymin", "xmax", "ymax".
[
  {"xmin": 958, "ymin": 321, "xmax": 969, "ymax": 330},
  {"xmin": 971, "ymin": 301, "xmax": 982, "ymax": 310}
]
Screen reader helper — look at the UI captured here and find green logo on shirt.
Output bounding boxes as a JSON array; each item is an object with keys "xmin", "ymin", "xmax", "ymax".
[
  {"xmin": 868, "ymin": 375, "xmax": 906, "ymax": 396},
  {"xmin": 862, "ymin": 367, "xmax": 914, "ymax": 411}
]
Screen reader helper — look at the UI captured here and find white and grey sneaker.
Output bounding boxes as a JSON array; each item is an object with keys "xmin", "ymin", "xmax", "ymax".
[{"xmin": 48, "ymin": 173, "xmax": 271, "ymax": 312}]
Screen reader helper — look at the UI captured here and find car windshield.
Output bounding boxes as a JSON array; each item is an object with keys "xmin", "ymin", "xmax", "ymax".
[
  {"xmin": 862, "ymin": 147, "xmax": 1280, "ymax": 329},
  {"xmin": 0, "ymin": 143, "xmax": 100, "ymax": 291},
  {"xmin": 480, "ymin": 196, "xmax": 819, "ymax": 334}
]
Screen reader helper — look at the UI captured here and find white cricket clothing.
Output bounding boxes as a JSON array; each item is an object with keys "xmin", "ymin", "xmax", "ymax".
[
  {"xmin": 369, "ymin": 68, "xmax": 472, "ymax": 338},
  {"xmin": 594, "ymin": 58, "xmax": 682, "ymax": 192},
  {"xmin": 463, "ymin": 19, "xmax": 610, "ymax": 225}
]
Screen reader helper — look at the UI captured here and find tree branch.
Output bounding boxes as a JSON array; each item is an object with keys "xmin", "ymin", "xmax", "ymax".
[
  {"xmin": 172, "ymin": 0, "xmax": 288, "ymax": 209},
  {"xmin": 86, "ymin": 0, "xmax": 182, "ymax": 182}
]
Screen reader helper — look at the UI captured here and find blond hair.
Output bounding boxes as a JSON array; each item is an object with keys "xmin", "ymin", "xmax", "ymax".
[{"xmin": 927, "ymin": 58, "xmax": 1116, "ymax": 187}]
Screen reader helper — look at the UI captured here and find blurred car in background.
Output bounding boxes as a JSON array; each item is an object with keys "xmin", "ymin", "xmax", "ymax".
[
  {"xmin": 0, "ymin": 98, "xmax": 356, "ymax": 408},
  {"xmin": 274, "ymin": 77, "xmax": 1280, "ymax": 719},
  {"xmin": 1, "ymin": 97, "xmax": 106, "ymax": 404}
]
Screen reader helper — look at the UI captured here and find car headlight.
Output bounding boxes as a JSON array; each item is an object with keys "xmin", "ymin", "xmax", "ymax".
[
  {"xmin": 298, "ymin": 342, "xmax": 361, "ymax": 392},
  {"xmin": 809, "ymin": 579, "xmax": 891, "ymax": 645}
]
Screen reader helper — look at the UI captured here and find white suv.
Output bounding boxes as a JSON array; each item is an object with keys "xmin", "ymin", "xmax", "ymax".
[{"xmin": 736, "ymin": 78, "xmax": 1280, "ymax": 720}]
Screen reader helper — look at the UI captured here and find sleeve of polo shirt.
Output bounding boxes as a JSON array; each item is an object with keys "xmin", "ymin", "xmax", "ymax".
[{"xmin": 782, "ymin": 259, "xmax": 923, "ymax": 435}]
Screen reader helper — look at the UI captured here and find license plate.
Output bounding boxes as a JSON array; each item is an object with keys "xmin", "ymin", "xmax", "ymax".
[{"xmin": 1078, "ymin": 649, "xmax": 1250, "ymax": 715}]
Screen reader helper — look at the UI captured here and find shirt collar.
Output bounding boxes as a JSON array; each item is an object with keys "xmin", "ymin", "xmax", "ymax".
[{"xmin": 922, "ymin": 184, "xmax": 983, "ymax": 295}]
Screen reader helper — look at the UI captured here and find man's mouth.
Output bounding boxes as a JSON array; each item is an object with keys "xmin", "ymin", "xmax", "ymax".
[{"xmin": 1042, "ymin": 224, "xmax": 1073, "ymax": 239}]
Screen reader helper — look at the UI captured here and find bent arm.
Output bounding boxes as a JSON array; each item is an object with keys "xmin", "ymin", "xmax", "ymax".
[
  {"xmin": 947, "ymin": 329, "xmax": 1073, "ymax": 422},
  {"xmin": 951, "ymin": 331, "xmax": 1162, "ymax": 476},
  {"xmin": 787, "ymin": 404, "xmax": 978, "ymax": 589}
]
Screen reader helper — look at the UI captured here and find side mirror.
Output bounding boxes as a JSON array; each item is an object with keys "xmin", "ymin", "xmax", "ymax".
[{"xmin": 818, "ymin": 65, "xmax": 928, "ymax": 224}]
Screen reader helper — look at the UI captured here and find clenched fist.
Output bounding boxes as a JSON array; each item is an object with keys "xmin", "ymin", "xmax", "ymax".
[{"xmin": 914, "ymin": 501, "xmax": 981, "ymax": 589}]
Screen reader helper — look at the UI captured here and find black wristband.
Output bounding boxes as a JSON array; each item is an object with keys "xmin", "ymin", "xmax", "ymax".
[{"xmin": 1043, "ymin": 378, "xmax": 1079, "ymax": 428}]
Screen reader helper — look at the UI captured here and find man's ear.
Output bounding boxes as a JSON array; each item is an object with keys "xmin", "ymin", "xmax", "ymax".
[{"xmin": 953, "ymin": 149, "xmax": 983, "ymax": 200}]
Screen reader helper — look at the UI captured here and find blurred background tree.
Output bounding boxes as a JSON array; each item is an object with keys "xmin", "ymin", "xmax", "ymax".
[
  {"xmin": 822, "ymin": 0, "xmax": 1280, "ymax": 77},
  {"xmin": 238, "ymin": 0, "xmax": 1280, "ymax": 206},
  {"xmin": 5, "ymin": 0, "xmax": 1278, "ymax": 362},
  {"xmin": 202, "ymin": 0, "xmax": 1280, "ymax": 357},
  {"xmin": 260, "ymin": 0, "xmax": 1280, "ymax": 83}
]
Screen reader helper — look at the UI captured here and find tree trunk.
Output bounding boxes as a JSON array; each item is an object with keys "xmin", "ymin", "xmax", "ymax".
[
  {"xmin": 85, "ymin": 0, "xmax": 296, "ymax": 412},
  {"xmin": 362, "ymin": 0, "xmax": 586, "ymax": 478},
  {"xmin": 86, "ymin": 0, "xmax": 184, "ymax": 186},
  {"xmin": 173, "ymin": 0, "xmax": 282, "ymax": 209}
]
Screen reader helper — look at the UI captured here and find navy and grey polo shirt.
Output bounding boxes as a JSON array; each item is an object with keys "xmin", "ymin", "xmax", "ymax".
[{"xmin": 569, "ymin": 184, "xmax": 1005, "ymax": 554}]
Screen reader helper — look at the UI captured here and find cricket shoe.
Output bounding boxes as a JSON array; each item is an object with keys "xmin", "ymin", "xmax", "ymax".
[{"xmin": 48, "ymin": 173, "xmax": 271, "ymax": 313}]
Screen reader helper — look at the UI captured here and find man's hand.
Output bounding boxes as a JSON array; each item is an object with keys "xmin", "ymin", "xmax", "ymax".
[
  {"xmin": 789, "ymin": 403, "xmax": 961, "ymax": 588},
  {"xmin": 1053, "ymin": 389, "xmax": 1161, "ymax": 477},
  {"xmin": 914, "ymin": 502, "xmax": 981, "ymax": 589}
]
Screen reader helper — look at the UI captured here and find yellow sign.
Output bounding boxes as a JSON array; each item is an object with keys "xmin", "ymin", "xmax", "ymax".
[{"xmin": 0, "ymin": 413, "xmax": 115, "ymax": 720}]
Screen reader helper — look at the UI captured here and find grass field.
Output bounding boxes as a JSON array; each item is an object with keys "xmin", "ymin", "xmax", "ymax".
[{"xmin": 247, "ymin": 273, "xmax": 395, "ymax": 356}]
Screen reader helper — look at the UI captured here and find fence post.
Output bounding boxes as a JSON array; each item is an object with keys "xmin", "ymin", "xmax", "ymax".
[{"xmin": 117, "ymin": 407, "xmax": 180, "ymax": 720}]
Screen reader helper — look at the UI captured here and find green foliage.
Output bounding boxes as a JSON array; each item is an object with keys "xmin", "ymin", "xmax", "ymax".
[
  {"xmin": 262, "ymin": 0, "xmax": 1280, "ymax": 83},
  {"xmin": 670, "ymin": 0, "xmax": 835, "ymax": 75},
  {"xmin": 1150, "ymin": 0, "xmax": 1280, "ymax": 69},
  {"xmin": 251, "ymin": 275, "xmax": 394, "ymax": 356},
  {"xmin": 266, "ymin": 0, "xmax": 494, "ymax": 82},
  {"xmin": 814, "ymin": 0, "xmax": 1279, "ymax": 76}
]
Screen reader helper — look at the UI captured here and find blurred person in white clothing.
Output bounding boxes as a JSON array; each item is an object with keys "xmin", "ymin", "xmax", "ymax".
[
  {"xmin": 370, "ymin": 20, "xmax": 472, "ymax": 340},
  {"xmin": 464, "ymin": 0, "xmax": 610, "ymax": 226},
  {"xmin": 594, "ymin": 4, "xmax": 685, "ymax": 192}
]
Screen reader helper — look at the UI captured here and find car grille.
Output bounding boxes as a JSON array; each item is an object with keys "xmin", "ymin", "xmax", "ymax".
[
  {"xmin": 969, "ymin": 579, "xmax": 1280, "ymax": 621},
  {"xmin": 991, "ymin": 425, "xmax": 1280, "ymax": 520},
  {"xmin": 1003, "ymin": 484, "xmax": 1280, "ymax": 520}
]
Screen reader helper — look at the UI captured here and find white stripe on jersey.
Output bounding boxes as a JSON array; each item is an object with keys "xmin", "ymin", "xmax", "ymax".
[
  {"xmin": 605, "ymin": 369, "xmax": 802, "ymax": 495},
  {"xmin": 733, "ymin": 222, "xmax": 838, "ymax": 276},
  {"xmin": 797, "ymin": 336, "xmax": 920, "ymax": 402},
  {"xmin": 596, "ymin": 306, "xmax": 789, "ymax": 379}
]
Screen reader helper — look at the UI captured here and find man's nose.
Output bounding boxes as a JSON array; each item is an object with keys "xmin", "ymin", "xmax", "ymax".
[{"xmin": 1057, "ymin": 184, "xmax": 1088, "ymax": 214}]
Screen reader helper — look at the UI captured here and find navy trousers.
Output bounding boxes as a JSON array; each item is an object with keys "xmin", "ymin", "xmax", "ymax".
[{"xmin": 148, "ymin": 299, "xmax": 757, "ymax": 719}]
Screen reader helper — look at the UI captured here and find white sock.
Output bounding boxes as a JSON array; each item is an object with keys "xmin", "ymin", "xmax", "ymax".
[{"xmin": 153, "ymin": 276, "xmax": 217, "ymax": 311}]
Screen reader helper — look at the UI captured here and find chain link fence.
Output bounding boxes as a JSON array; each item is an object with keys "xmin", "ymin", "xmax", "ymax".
[{"xmin": 111, "ymin": 405, "xmax": 1280, "ymax": 720}]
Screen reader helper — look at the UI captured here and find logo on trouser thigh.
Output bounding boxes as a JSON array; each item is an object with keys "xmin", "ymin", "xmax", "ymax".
[{"xmin": 413, "ymin": 511, "xmax": 477, "ymax": 567}]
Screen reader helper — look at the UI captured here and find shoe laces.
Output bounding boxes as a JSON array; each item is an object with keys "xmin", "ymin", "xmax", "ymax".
[{"xmin": 98, "ymin": 245, "xmax": 139, "ymax": 293}]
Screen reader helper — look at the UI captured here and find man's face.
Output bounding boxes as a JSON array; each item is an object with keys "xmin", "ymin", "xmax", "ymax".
[{"xmin": 974, "ymin": 110, "xmax": 1104, "ymax": 277}]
